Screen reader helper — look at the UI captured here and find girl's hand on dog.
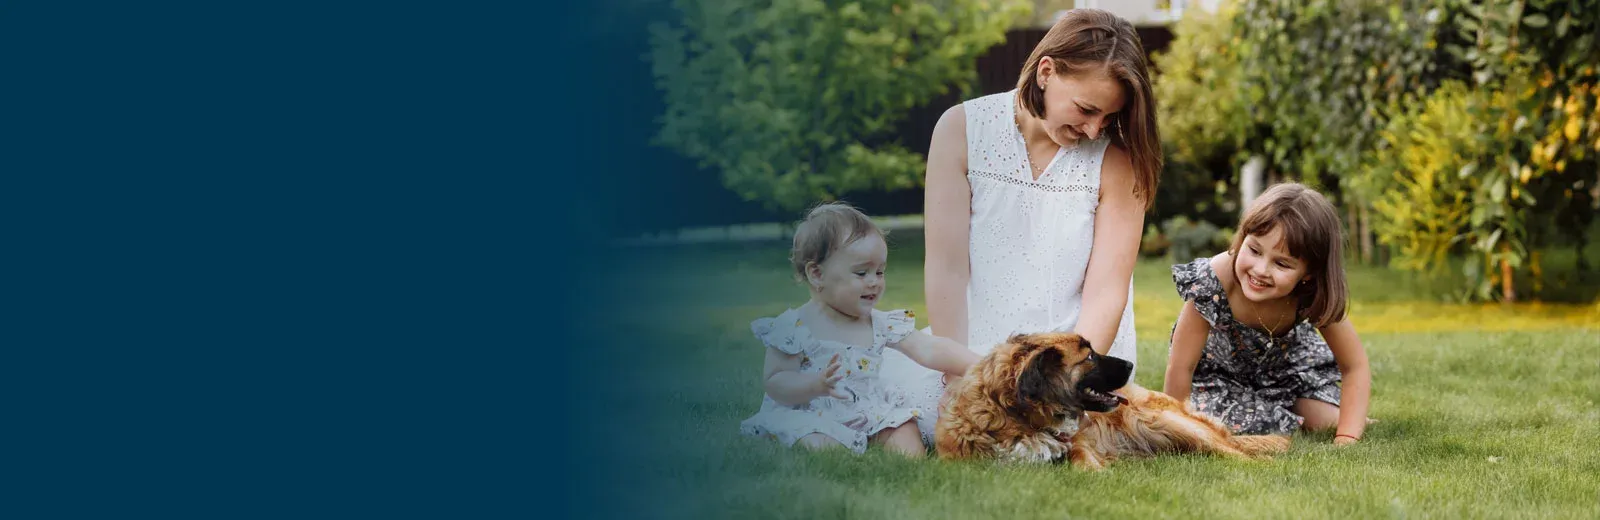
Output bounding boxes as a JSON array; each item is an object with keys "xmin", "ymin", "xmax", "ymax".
[{"xmin": 815, "ymin": 355, "xmax": 852, "ymax": 400}]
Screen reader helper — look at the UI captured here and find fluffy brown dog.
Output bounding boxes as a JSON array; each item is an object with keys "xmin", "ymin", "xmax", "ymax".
[{"xmin": 935, "ymin": 332, "xmax": 1290, "ymax": 469}]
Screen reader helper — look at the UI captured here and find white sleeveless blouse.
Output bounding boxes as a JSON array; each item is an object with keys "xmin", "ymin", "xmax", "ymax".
[
  {"xmin": 882, "ymin": 90, "xmax": 1138, "ymax": 444},
  {"xmin": 961, "ymin": 89, "xmax": 1138, "ymax": 364}
]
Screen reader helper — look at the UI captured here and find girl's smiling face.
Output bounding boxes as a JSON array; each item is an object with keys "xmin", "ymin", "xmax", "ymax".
[{"xmin": 1233, "ymin": 226, "xmax": 1310, "ymax": 303}]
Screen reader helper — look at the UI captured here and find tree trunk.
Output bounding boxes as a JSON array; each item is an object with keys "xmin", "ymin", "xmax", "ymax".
[
  {"xmin": 1240, "ymin": 156, "xmax": 1267, "ymax": 218},
  {"xmin": 1359, "ymin": 203, "xmax": 1373, "ymax": 265},
  {"xmin": 1346, "ymin": 199, "xmax": 1361, "ymax": 263},
  {"xmin": 1500, "ymin": 244, "xmax": 1516, "ymax": 303}
]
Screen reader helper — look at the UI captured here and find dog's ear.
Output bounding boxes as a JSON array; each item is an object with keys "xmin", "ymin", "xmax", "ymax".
[{"xmin": 1016, "ymin": 345, "xmax": 1065, "ymax": 405}]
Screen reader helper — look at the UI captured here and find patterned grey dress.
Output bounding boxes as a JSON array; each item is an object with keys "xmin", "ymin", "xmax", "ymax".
[{"xmin": 1171, "ymin": 258, "xmax": 1342, "ymax": 435}]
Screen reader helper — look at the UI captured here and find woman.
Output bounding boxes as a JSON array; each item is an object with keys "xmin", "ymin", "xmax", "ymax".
[{"xmin": 881, "ymin": 8, "xmax": 1162, "ymax": 446}]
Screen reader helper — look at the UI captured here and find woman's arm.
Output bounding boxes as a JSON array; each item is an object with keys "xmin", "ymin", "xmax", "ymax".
[
  {"xmin": 1319, "ymin": 319, "xmax": 1371, "ymax": 444},
  {"xmin": 762, "ymin": 348, "xmax": 848, "ymax": 406},
  {"xmin": 890, "ymin": 331, "xmax": 981, "ymax": 377},
  {"xmin": 1078, "ymin": 144, "xmax": 1144, "ymax": 353},
  {"xmin": 1163, "ymin": 300, "xmax": 1210, "ymax": 402},
  {"xmin": 924, "ymin": 105, "xmax": 972, "ymax": 346}
]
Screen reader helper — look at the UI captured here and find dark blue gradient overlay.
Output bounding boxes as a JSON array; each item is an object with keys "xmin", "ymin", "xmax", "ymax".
[
  {"xmin": 0, "ymin": 1, "xmax": 666, "ymax": 518},
  {"xmin": 563, "ymin": 1, "xmax": 796, "ymax": 518}
]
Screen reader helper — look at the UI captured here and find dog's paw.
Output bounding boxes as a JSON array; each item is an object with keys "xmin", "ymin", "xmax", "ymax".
[
  {"xmin": 1068, "ymin": 444, "xmax": 1106, "ymax": 471},
  {"xmin": 999, "ymin": 434, "xmax": 1069, "ymax": 464}
]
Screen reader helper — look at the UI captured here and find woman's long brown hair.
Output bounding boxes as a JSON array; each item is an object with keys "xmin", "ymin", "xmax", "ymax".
[{"xmin": 1017, "ymin": 9, "xmax": 1162, "ymax": 208}]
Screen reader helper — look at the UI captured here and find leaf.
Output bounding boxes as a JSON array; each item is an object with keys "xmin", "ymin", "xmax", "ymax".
[
  {"xmin": 1523, "ymin": 14, "xmax": 1549, "ymax": 28},
  {"xmin": 1459, "ymin": 163, "xmax": 1478, "ymax": 178}
]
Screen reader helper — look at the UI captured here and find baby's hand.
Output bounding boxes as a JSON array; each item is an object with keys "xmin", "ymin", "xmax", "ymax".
[{"xmin": 815, "ymin": 354, "xmax": 852, "ymax": 400}]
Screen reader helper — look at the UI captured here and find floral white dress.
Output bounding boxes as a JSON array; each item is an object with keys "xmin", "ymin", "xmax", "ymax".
[
  {"xmin": 740, "ymin": 308, "xmax": 924, "ymax": 454},
  {"xmin": 881, "ymin": 89, "xmax": 1139, "ymax": 446}
]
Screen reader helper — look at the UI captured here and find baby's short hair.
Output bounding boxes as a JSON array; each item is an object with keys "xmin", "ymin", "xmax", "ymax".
[{"xmin": 790, "ymin": 202, "xmax": 883, "ymax": 282}]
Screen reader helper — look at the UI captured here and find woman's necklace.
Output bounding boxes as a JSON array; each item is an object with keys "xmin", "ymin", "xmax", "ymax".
[{"xmin": 1015, "ymin": 97, "xmax": 1056, "ymax": 178}]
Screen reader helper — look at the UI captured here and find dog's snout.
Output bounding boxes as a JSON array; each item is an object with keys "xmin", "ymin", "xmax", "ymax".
[
  {"xmin": 1085, "ymin": 353, "xmax": 1134, "ymax": 388},
  {"xmin": 1102, "ymin": 355, "xmax": 1133, "ymax": 372}
]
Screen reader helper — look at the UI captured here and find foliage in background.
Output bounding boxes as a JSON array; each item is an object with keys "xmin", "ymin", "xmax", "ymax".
[
  {"xmin": 1153, "ymin": 2, "xmax": 1249, "ymax": 169},
  {"xmin": 1149, "ymin": 2, "xmax": 1248, "ymax": 227},
  {"xmin": 648, "ymin": 0, "xmax": 1028, "ymax": 212},
  {"xmin": 1359, "ymin": 0, "xmax": 1600, "ymax": 301},
  {"xmin": 1231, "ymin": 0, "xmax": 1445, "ymax": 191},
  {"xmin": 1162, "ymin": 215, "xmax": 1228, "ymax": 263},
  {"xmin": 1159, "ymin": 0, "xmax": 1598, "ymax": 301},
  {"xmin": 1362, "ymin": 82, "xmax": 1485, "ymax": 276},
  {"xmin": 1152, "ymin": 0, "xmax": 1444, "ymax": 224}
]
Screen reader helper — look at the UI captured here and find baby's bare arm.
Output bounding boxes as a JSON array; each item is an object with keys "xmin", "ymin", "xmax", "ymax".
[
  {"xmin": 891, "ymin": 331, "xmax": 980, "ymax": 377},
  {"xmin": 762, "ymin": 348, "xmax": 847, "ymax": 406}
]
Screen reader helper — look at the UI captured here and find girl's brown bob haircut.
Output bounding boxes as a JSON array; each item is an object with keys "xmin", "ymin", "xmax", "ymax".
[{"xmin": 1229, "ymin": 183, "xmax": 1349, "ymax": 327}]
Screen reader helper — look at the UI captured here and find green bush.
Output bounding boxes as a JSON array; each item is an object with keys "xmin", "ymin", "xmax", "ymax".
[{"xmin": 648, "ymin": 0, "xmax": 1028, "ymax": 212}]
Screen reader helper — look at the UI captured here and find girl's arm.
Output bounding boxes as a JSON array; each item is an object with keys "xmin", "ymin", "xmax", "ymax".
[
  {"xmin": 1163, "ymin": 300, "xmax": 1211, "ymax": 403},
  {"xmin": 1077, "ymin": 144, "xmax": 1144, "ymax": 353},
  {"xmin": 1319, "ymin": 318, "xmax": 1372, "ymax": 444},
  {"xmin": 762, "ymin": 348, "xmax": 849, "ymax": 406},
  {"xmin": 890, "ymin": 331, "xmax": 981, "ymax": 377},
  {"xmin": 924, "ymin": 105, "xmax": 972, "ymax": 346}
]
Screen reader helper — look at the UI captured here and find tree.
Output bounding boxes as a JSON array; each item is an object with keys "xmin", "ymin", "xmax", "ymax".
[
  {"xmin": 1375, "ymin": 0, "xmax": 1600, "ymax": 301},
  {"xmin": 1150, "ymin": 2, "xmax": 1251, "ymax": 225},
  {"xmin": 648, "ymin": 0, "xmax": 1028, "ymax": 212},
  {"xmin": 1157, "ymin": 0, "xmax": 1443, "ymax": 261},
  {"xmin": 1159, "ymin": 0, "xmax": 1599, "ymax": 301},
  {"xmin": 1231, "ymin": 0, "xmax": 1444, "ymax": 189}
]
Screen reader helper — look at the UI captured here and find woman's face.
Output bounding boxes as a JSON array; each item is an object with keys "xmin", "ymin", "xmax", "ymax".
[{"xmin": 1034, "ymin": 58, "xmax": 1127, "ymax": 146}]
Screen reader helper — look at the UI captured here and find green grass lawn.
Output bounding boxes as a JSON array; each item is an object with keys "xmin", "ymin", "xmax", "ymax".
[{"xmin": 595, "ymin": 232, "xmax": 1600, "ymax": 519}]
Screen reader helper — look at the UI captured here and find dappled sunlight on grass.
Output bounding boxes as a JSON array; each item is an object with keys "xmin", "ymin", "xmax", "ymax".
[{"xmin": 1349, "ymin": 301, "xmax": 1599, "ymax": 333}]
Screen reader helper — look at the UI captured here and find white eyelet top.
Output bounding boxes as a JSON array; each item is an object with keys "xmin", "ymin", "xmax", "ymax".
[{"xmin": 881, "ymin": 90, "xmax": 1138, "ymax": 445}]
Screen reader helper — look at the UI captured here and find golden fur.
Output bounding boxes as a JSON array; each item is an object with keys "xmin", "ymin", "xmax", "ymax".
[{"xmin": 935, "ymin": 332, "xmax": 1290, "ymax": 469}]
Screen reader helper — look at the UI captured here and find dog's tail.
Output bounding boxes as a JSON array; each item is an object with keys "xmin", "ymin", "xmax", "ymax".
[{"xmin": 1229, "ymin": 435, "xmax": 1291, "ymax": 457}]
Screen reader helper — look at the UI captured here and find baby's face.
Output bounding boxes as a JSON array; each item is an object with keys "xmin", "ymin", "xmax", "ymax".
[{"xmin": 813, "ymin": 233, "xmax": 888, "ymax": 318}]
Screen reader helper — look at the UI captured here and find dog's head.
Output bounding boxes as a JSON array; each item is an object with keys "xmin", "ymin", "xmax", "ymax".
[{"xmin": 1003, "ymin": 332, "xmax": 1133, "ymax": 418}]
